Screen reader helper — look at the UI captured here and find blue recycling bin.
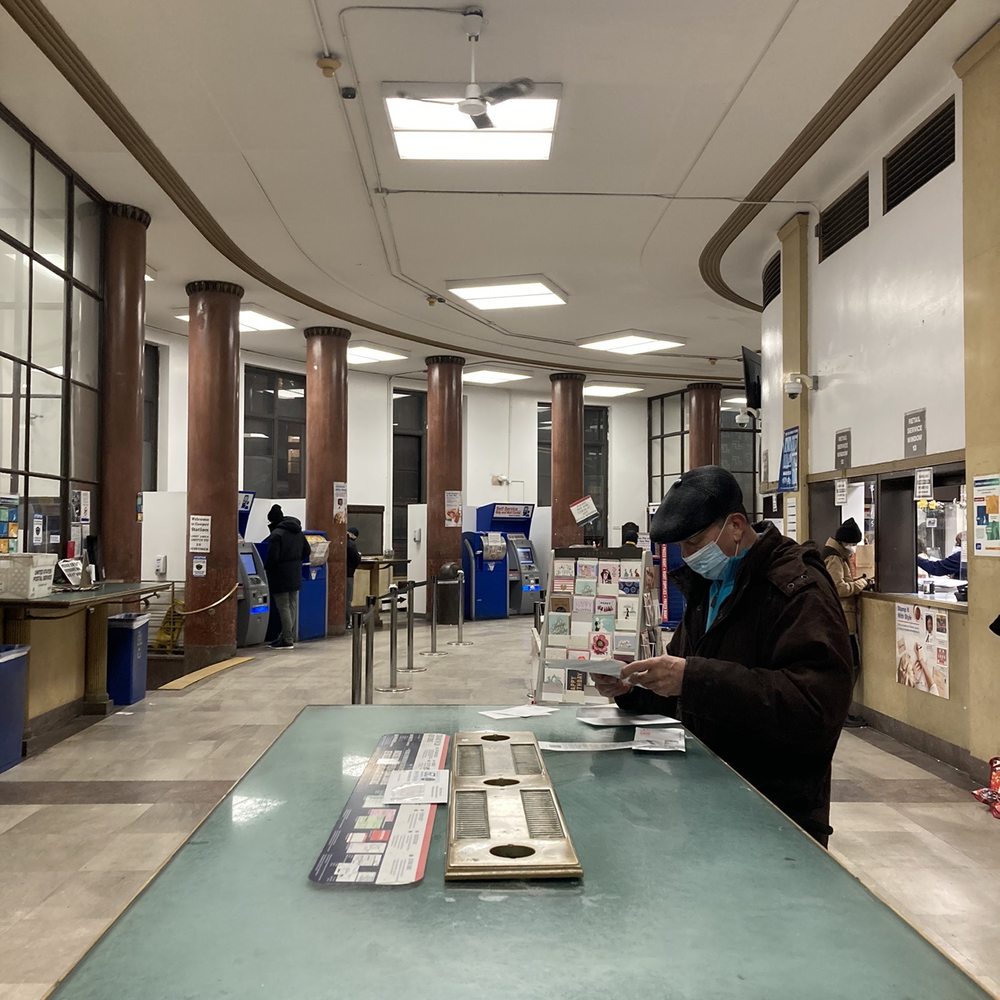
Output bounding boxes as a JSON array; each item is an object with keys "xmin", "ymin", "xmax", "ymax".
[
  {"xmin": 107, "ymin": 613, "xmax": 150, "ymax": 706},
  {"xmin": 0, "ymin": 645, "xmax": 29, "ymax": 773}
]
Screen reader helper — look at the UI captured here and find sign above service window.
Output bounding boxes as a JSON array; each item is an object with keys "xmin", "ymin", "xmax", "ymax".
[
  {"xmin": 835, "ymin": 429, "xmax": 851, "ymax": 471},
  {"xmin": 904, "ymin": 409, "xmax": 927, "ymax": 457}
]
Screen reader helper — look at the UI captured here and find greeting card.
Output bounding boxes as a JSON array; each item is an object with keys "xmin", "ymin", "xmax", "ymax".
[
  {"xmin": 616, "ymin": 595, "xmax": 640, "ymax": 625},
  {"xmin": 576, "ymin": 558, "xmax": 598, "ymax": 579},
  {"xmin": 572, "ymin": 595, "xmax": 595, "ymax": 615},
  {"xmin": 549, "ymin": 594, "xmax": 573, "ymax": 614},
  {"xmin": 592, "ymin": 613, "xmax": 616, "ymax": 634},
  {"xmin": 570, "ymin": 620, "xmax": 592, "ymax": 637},
  {"xmin": 547, "ymin": 611, "xmax": 570, "ymax": 636},
  {"xmin": 588, "ymin": 631, "xmax": 612, "ymax": 659},
  {"xmin": 544, "ymin": 647, "xmax": 567, "ymax": 660},
  {"xmin": 618, "ymin": 579, "xmax": 641, "ymax": 596},
  {"xmin": 595, "ymin": 596, "xmax": 617, "ymax": 615},
  {"xmin": 547, "ymin": 632, "xmax": 569, "ymax": 648},
  {"xmin": 620, "ymin": 561, "xmax": 642, "ymax": 581},
  {"xmin": 575, "ymin": 577, "xmax": 597, "ymax": 596},
  {"xmin": 613, "ymin": 632, "xmax": 638, "ymax": 654},
  {"xmin": 552, "ymin": 558, "xmax": 576, "ymax": 578},
  {"xmin": 552, "ymin": 577, "xmax": 575, "ymax": 593},
  {"xmin": 597, "ymin": 560, "xmax": 620, "ymax": 586}
]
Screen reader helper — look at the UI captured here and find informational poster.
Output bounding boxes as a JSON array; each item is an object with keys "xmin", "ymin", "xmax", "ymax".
[
  {"xmin": 136, "ymin": 491, "xmax": 143, "ymax": 523},
  {"xmin": 778, "ymin": 427, "xmax": 799, "ymax": 493},
  {"xmin": 334, "ymin": 481, "xmax": 348, "ymax": 525},
  {"xmin": 784, "ymin": 495, "xmax": 798, "ymax": 541},
  {"xmin": 69, "ymin": 489, "xmax": 92, "ymax": 525},
  {"xmin": 914, "ymin": 467, "xmax": 934, "ymax": 501},
  {"xmin": 444, "ymin": 490, "xmax": 463, "ymax": 527},
  {"xmin": 761, "ymin": 449, "xmax": 769, "ymax": 484},
  {"xmin": 895, "ymin": 602, "xmax": 949, "ymax": 699},
  {"xmin": 192, "ymin": 556, "xmax": 207, "ymax": 578},
  {"xmin": 189, "ymin": 514, "xmax": 212, "ymax": 553},
  {"xmin": 492, "ymin": 504, "xmax": 534, "ymax": 519},
  {"xmin": 904, "ymin": 408, "xmax": 927, "ymax": 457},
  {"xmin": 569, "ymin": 495, "xmax": 599, "ymax": 525},
  {"xmin": 834, "ymin": 479, "xmax": 848, "ymax": 506},
  {"xmin": 0, "ymin": 495, "xmax": 19, "ymax": 554},
  {"xmin": 972, "ymin": 474, "xmax": 1000, "ymax": 557},
  {"xmin": 835, "ymin": 429, "xmax": 852, "ymax": 471},
  {"xmin": 33, "ymin": 514, "xmax": 43, "ymax": 546},
  {"xmin": 238, "ymin": 491, "xmax": 254, "ymax": 513}
]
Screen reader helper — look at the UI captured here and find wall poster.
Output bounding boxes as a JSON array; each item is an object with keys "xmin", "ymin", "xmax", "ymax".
[
  {"xmin": 334, "ymin": 482, "xmax": 348, "ymax": 525},
  {"xmin": 444, "ymin": 491, "xmax": 463, "ymax": 527},
  {"xmin": 778, "ymin": 427, "xmax": 799, "ymax": 493},
  {"xmin": 972, "ymin": 474, "xmax": 1000, "ymax": 557},
  {"xmin": 895, "ymin": 602, "xmax": 949, "ymax": 699}
]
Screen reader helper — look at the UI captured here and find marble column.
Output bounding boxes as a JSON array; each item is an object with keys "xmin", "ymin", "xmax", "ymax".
[
  {"xmin": 99, "ymin": 203, "xmax": 150, "ymax": 583},
  {"xmin": 184, "ymin": 281, "xmax": 243, "ymax": 671},
  {"xmin": 425, "ymin": 356, "xmax": 465, "ymax": 615},
  {"xmin": 550, "ymin": 373, "xmax": 585, "ymax": 547},
  {"xmin": 687, "ymin": 382, "xmax": 722, "ymax": 469},
  {"xmin": 304, "ymin": 326, "xmax": 351, "ymax": 636}
]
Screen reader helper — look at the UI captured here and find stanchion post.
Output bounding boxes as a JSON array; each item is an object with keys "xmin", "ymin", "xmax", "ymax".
[
  {"xmin": 364, "ymin": 596, "xmax": 375, "ymax": 704},
  {"xmin": 376, "ymin": 583, "xmax": 411, "ymax": 693},
  {"xmin": 419, "ymin": 575, "xmax": 447, "ymax": 657},
  {"xmin": 447, "ymin": 569, "xmax": 474, "ymax": 647},
  {"xmin": 350, "ymin": 609, "xmax": 364, "ymax": 704},
  {"xmin": 400, "ymin": 580, "xmax": 426, "ymax": 673}
]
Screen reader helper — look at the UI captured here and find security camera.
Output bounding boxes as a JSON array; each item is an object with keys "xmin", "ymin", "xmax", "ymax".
[
  {"xmin": 784, "ymin": 380, "xmax": 802, "ymax": 400},
  {"xmin": 783, "ymin": 372, "xmax": 818, "ymax": 400},
  {"xmin": 735, "ymin": 408, "xmax": 751, "ymax": 428}
]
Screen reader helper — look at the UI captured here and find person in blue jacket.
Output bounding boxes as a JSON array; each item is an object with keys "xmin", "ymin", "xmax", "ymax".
[{"xmin": 917, "ymin": 532, "xmax": 964, "ymax": 578}]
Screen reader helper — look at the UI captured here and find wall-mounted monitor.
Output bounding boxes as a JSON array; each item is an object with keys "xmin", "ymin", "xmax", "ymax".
[{"xmin": 742, "ymin": 346, "xmax": 762, "ymax": 410}]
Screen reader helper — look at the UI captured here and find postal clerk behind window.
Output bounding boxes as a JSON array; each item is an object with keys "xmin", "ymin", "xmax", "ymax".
[{"xmin": 592, "ymin": 467, "xmax": 853, "ymax": 847}]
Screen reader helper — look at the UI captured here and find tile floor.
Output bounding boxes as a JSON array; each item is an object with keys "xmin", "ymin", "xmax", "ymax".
[{"xmin": 0, "ymin": 617, "xmax": 997, "ymax": 998}]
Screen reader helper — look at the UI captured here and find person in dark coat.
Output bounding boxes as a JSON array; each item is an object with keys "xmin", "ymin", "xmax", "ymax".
[
  {"xmin": 264, "ymin": 505, "xmax": 311, "ymax": 649},
  {"xmin": 593, "ymin": 467, "xmax": 853, "ymax": 846},
  {"xmin": 621, "ymin": 521, "xmax": 640, "ymax": 547},
  {"xmin": 346, "ymin": 526, "xmax": 362, "ymax": 628}
]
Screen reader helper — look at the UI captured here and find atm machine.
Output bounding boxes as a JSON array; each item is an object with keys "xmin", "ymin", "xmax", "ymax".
[
  {"xmin": 461, "ymin": 531, "xmax": 509, "ymax": 620},
  {"xmin": 474, "ymin": 504, "xmax": 542, "ymax": 616},
  {"xmin": 236, "ymin": 540, "xmax": 270, "ymax": 646}
]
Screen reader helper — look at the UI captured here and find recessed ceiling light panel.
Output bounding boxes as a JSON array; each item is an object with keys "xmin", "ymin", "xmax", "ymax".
[
  {"xmin": 582, "ymin": 385, "xmax": 642, "ymax": 398},
  {"xmin": 462, "ymin": 369, "xmax": 532, "ymax": 385},
  {"xmin": 347, "ymin": 342, "xmax": 408, "ymax": 365},
  {"xmin": 173, "ymin": 303, "xmax": 295, "ymax": 333},
  {"xmin": 447, "ymin": 274, "xmax": 566, "ymax": 312},
  {"xmin": 579, "ymin": 331, "xmax": 685, "ymax": 355}
]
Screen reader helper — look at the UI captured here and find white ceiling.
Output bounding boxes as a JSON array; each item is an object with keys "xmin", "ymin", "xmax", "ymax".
[{"xmin": 0, "ymin": 0, "xmax": 993, "ymax": 395}]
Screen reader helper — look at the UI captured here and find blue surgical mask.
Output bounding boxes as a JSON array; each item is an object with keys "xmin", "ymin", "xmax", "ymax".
[{"xmin": 683, "ymin": 519, "xmax": 738, "ymax": 580}]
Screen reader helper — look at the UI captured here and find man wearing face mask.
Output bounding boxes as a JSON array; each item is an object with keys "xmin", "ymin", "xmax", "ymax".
[{"xmin": 593, "ymin": 467, "xmax": 853, "ymax": 846}]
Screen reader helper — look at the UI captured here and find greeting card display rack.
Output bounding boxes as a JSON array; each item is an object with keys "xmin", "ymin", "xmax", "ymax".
[{"xmin": 533, "ymin": 546, "xmax": 663, "ymax": 704}]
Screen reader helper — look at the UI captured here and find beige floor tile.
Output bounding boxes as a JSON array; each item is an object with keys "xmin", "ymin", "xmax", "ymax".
[
  {"xmin": 27, "ymin": 870, "xmax": 150, "ymax": 921},
  {"xmin": 0, "ymin": 806, "xmax": 43, "ymax": 835},
  {"xmin": 0, "ymin": 834, "xmax": 110, "ymax": 874},
  {"xmin": 2, "ymin": 804, "xmax": 151, "ymax": 838},
  {"xmin": 122, "ymin": 801, "xmax": 214, "ymax": 834},
  {"xmin": 78, "ymin": 832, "xmax": 188, "ymax": 873},
  {"xmin": 0, "ymin": 984, "xmax": 56, "ymax": 1000},
  {"xmin": 829, "ymin": 801, "xmax": 924, "ymax": 834},
  {"xmin": 0, "ymin": 917, "xmax": 109, "ymax": 983}
]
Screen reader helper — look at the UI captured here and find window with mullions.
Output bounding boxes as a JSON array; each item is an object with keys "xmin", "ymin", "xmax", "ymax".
[
  {"xmin": 537, "ymin": 403, "xmax": 610, "ymax": 545},
  {"xmin": 0, "ymin": 107, "xmax": 104, "ymax": 557},
  {"xmin": 242, "ymin": 366, "xmax": 306, "ymax": 499}
]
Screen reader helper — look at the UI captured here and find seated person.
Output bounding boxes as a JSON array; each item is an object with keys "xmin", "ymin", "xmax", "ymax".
[{"xmin": 917, "ymin": 531, "xmax": 964, "ymax": 578}]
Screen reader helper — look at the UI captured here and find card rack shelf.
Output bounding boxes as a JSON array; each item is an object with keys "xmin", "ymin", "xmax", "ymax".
[{"xmin": 533, "ymin": 547, "xmax": 663, "ymax": 704}]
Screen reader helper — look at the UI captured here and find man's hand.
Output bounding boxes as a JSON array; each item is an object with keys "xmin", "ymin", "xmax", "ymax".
[
  {"xmin": 590, "ymin": 672, "xmax": 631, "ymax": 699},
  {"xmin": 620, "ymin": 654, "xmax": 686, "ymax": 698}
]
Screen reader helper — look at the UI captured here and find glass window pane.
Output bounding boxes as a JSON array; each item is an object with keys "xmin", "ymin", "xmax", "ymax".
[
  {"xmin": 31, "ymin": 264, "xmax": 66, "ymax": 373},
  {"xmin": 33, "ymin": 156, "xmax": 68, "ymax": 267},
  {"xmin": 275, "ymin": 374, "xmax": 305, "ymax": 419},
  {"xmin": 242, "ymin": 415, "xmax": 273, "ymax": 495},
  {"xmin": 73, "ymin": 187, "xmax": 101, "ymax": 291},
  {"xmin": 651, "ymin": 475, "xmax": 663, "ymax": 504},
  {"xmin": 663, "ymin": 436, "xmax": 681, "ymax": 478},
  {"xmin": 650, "ymin": 437, "xmax": 662, "ymax": 477},
  {"xmin": 28, "ymin": 368, "xmax": 63, "ymax": 476},
  {"xmin": 0, "ymin": 356, "xmax": 26, "ymax": 471},
  {"xmin": 276, "ymin": 420, "xmax": 304, "ymax": 498},
  {"xmin": 683, "ymin": 431, "xmax": 690, "ymax": 471},
  {"xmin": 26, "ymin": 476, "xmax": 61, "ymax": 554},
  {"xmin": 245, "ymin": 368, "xmax": 274, "ymax": 417},
  {"xmin": 0, "ymin": 248, "xmax": 29, "ymax": 361},
  {"xmin": 70, "ymin": 480, "xmax": 97, "ymax": 557},
  {"xmin": 70, "ymin": 384, "xmax": 98, "ymax": 481},
  {"xmin": 663, "ymin": 394, "xmax": 682, "ymax": 434},
  {"xmin": 69, "ymin": 288, "xmax": 99, "ymax": 388},
  {"xmin": 0, "ymin": 122, "xmax": 31, "ymax": 244}
]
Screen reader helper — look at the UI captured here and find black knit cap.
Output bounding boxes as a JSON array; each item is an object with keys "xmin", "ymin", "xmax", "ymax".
[
  {"xmin": 267, "ymin": 504, "xmax": 283, "ymax": 525},
  {"xmin": 650, "ymin": 466, "xmax": 745, "ymax": 544},
  {"xmin": 835, "ymin": 517, "xmax": 862, "ymax": 544}
]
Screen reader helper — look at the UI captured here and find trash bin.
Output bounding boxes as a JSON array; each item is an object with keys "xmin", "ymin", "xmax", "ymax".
[
  {"xmin": 436, "ymin": 562, "xmax": 460, "ymax": 626},
  {"xmin": 107, "ymin": 613, "xmax": 150, "ymax": 706},
  {"xmin": 0, "ymin": 645, "xmax": 29, "ymax": 773}
]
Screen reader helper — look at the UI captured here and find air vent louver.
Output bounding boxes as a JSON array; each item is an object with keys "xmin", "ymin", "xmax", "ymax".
[
  {"xmin": 885, "ymin": 99, "xmax": 955, "ymax": 213},
  {"xmin": 818, "ymin": 175, "xmax": 869, "ymax": 262},
  {"xmin": 761, "ymin": 252, "xmax": 781, "ymax": 308}
]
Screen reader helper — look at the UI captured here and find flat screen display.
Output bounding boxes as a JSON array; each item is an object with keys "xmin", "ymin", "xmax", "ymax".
[
  {"xmin": 516, "ymin": 547, "xmax": 533, "ymax": 564},
  {"xmin": 240, "ymin": 552, "xmax": 258, "ymax": 577}
]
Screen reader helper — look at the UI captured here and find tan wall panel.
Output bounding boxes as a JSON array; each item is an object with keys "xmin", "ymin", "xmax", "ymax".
[{"xmin": 26, "ymin": 614, "xmax": 87, "ymax": 719}]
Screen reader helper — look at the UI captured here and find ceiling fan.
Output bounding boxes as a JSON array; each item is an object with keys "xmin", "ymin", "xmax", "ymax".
[{"xmin": 397, "ymin": 7, "xmax": 535, "ymax": 129}]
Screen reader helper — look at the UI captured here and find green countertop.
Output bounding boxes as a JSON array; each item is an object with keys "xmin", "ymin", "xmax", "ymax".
[{"xmin": 51, "ymin": 706, "xmax": 988, "ymax": 1000}]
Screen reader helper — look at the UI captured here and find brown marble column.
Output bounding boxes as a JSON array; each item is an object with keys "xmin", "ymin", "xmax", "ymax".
[
  {"xmin": 550, "ymin": 373, "xmax": 585, "ymax": 547},
  {"xmin": 304, "ymin": 326, "xmax": 350, "ymax": 636},
  {"xmin": 425, "ymin": 356, "xmax": 465, "ymax": 603},
  {"xmin": 687, "ymin": 382, "xmax": 722, "ymax": 468},
  {"xmin": 100, "ymin": 204, "xmax": 150, "ymax": 582},
  {"xmin": 184, "ymin": 280, "xmax": 243, "ymax": 671}
]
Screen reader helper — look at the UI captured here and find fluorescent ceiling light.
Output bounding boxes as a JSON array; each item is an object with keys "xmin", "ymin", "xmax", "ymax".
[
  {"xmin": 277, "ymin": 388, "xmax": 304, "ymax": 399},
  {"xmin": 392, "ymin": 392, "xmax": 410, "ymax": 400},
  {"xmin": 583, "ymin": 385, "xmax": 642, "ymax": 398},
  {"xmin": 244, "ymin": 432, "xmax": 269, "ymax": 439},
  {"xmin": 725, "ymin": 396, "xmax": 748, "ymax": 405},
  {"xmin": 144, "ymin": 265, "xmax": 157, "ymax": 283},
  {"xmin": 462, "ymin": 370, "xmax": 532, "ymax": 385},
  {"xmin": 384, "ymin": 86, "xmax": 559, "ymax": 161},
  {"xmin": 448, "ymin": 275, "xmax": 566, "ymax": 312},
  {"xmin": 580, "ymin": 333, "xmax": 685, "ymax": 355},
  {"xmin": 347, "ymin": 343, "xmax": 408, "ymax": 365},
  {"xmin": 174, "ymin": 304, "xmax": 295, "ymax": 333}
]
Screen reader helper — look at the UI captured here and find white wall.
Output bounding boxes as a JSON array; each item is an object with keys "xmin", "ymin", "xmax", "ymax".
[
  {"xmin": 607, "ymin": 397, "xmax": 649, "ymax": 539},
  {"xmin": 760, "ymin": 295, "xmax": 783, "ymax": 481},
  {"xmin": 146, "ymin": 327, "xmax": 188, "ymax": 491}
]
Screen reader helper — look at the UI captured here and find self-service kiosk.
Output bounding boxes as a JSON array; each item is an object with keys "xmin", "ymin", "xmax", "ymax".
[
  {"xmin": 461, "ymin": 531, "xmax": 509, "ymax": 620},
  {"xmin": 299, "ymin": 531, "xmax": 330, "ymax": 640},
  {"xmin": 474, "ymin": 504, "xmax": 542, "ymax": 615},
  {"xmin": 236, "ymin": 541, "xmax": 270, "ymax": 646}
]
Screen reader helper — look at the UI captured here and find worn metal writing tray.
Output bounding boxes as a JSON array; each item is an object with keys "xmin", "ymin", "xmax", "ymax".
[{"xmin": 446, "ymin": 730, "xmax": 582, "ymax": 881}]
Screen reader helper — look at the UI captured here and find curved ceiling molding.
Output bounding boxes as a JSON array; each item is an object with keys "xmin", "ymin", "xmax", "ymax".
[
  {"xmin": 0, "ymin": 0, "xmax": 736, "ymax": 384},
  {"xmin": 698, "ymin": 0, "xmax": 957, "ymax": 313}
]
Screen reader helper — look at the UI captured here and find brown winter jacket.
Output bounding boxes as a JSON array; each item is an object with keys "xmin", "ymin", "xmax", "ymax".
[
  {"xmin": 822, "ymin": 537, "xmax": 866, "ymax": 635},
  {"xmin": 617, "ymin": 522, "xmax": 853, "ymax": 844}
]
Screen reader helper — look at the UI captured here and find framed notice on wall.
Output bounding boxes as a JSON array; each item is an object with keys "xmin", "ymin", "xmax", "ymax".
[
  {"xmin": 778, "ymin": 427, "xmax": 799, "ymax": 493},
  {"xmin": 972, "ymin": 474, "xmax": 1000, "ymax": 557},
  {"xmin": 895, "ymin": 602, "xmax": 949, "ymax": 699}
]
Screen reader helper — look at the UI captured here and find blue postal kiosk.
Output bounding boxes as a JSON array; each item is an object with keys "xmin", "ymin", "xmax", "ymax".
[{"xmin": 470, "ymin": 503, "xmax": 542, "ymax": 616}]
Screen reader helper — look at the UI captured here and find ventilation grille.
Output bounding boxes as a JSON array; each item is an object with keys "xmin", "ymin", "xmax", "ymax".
[
  {"xmin": 456, "ymin": 744, "xmax": 485, "ymax": 776},
  {"xmin": 520, "ymin": 789, "xmax": 564, "ymax": 839},
  {"xmin": 453, "ymin": 791, "xmax": 490, "ymax": 839},
  {"xmin": 512, "ymin": 743, "xmax": 542, "ymax": 775},
  {"xmin": 885, "ymin": 99, "xmax": 955, "ymax": 213},
  {"xmin": 818, "ymin": 175, "xmax": 869, "ymax": 262},
  {"xmin": 761, "ymin": 252, "xmax": 781, "ymax": 308}
]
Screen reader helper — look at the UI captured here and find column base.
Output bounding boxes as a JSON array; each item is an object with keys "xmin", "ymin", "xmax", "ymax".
[
  {"xmin": 81, "ymin": 697, "xmax": 114, "ymax": 716},
  {"xmin": 185, "ymin": 644, "xmax": 238, "ymax": 674}
]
